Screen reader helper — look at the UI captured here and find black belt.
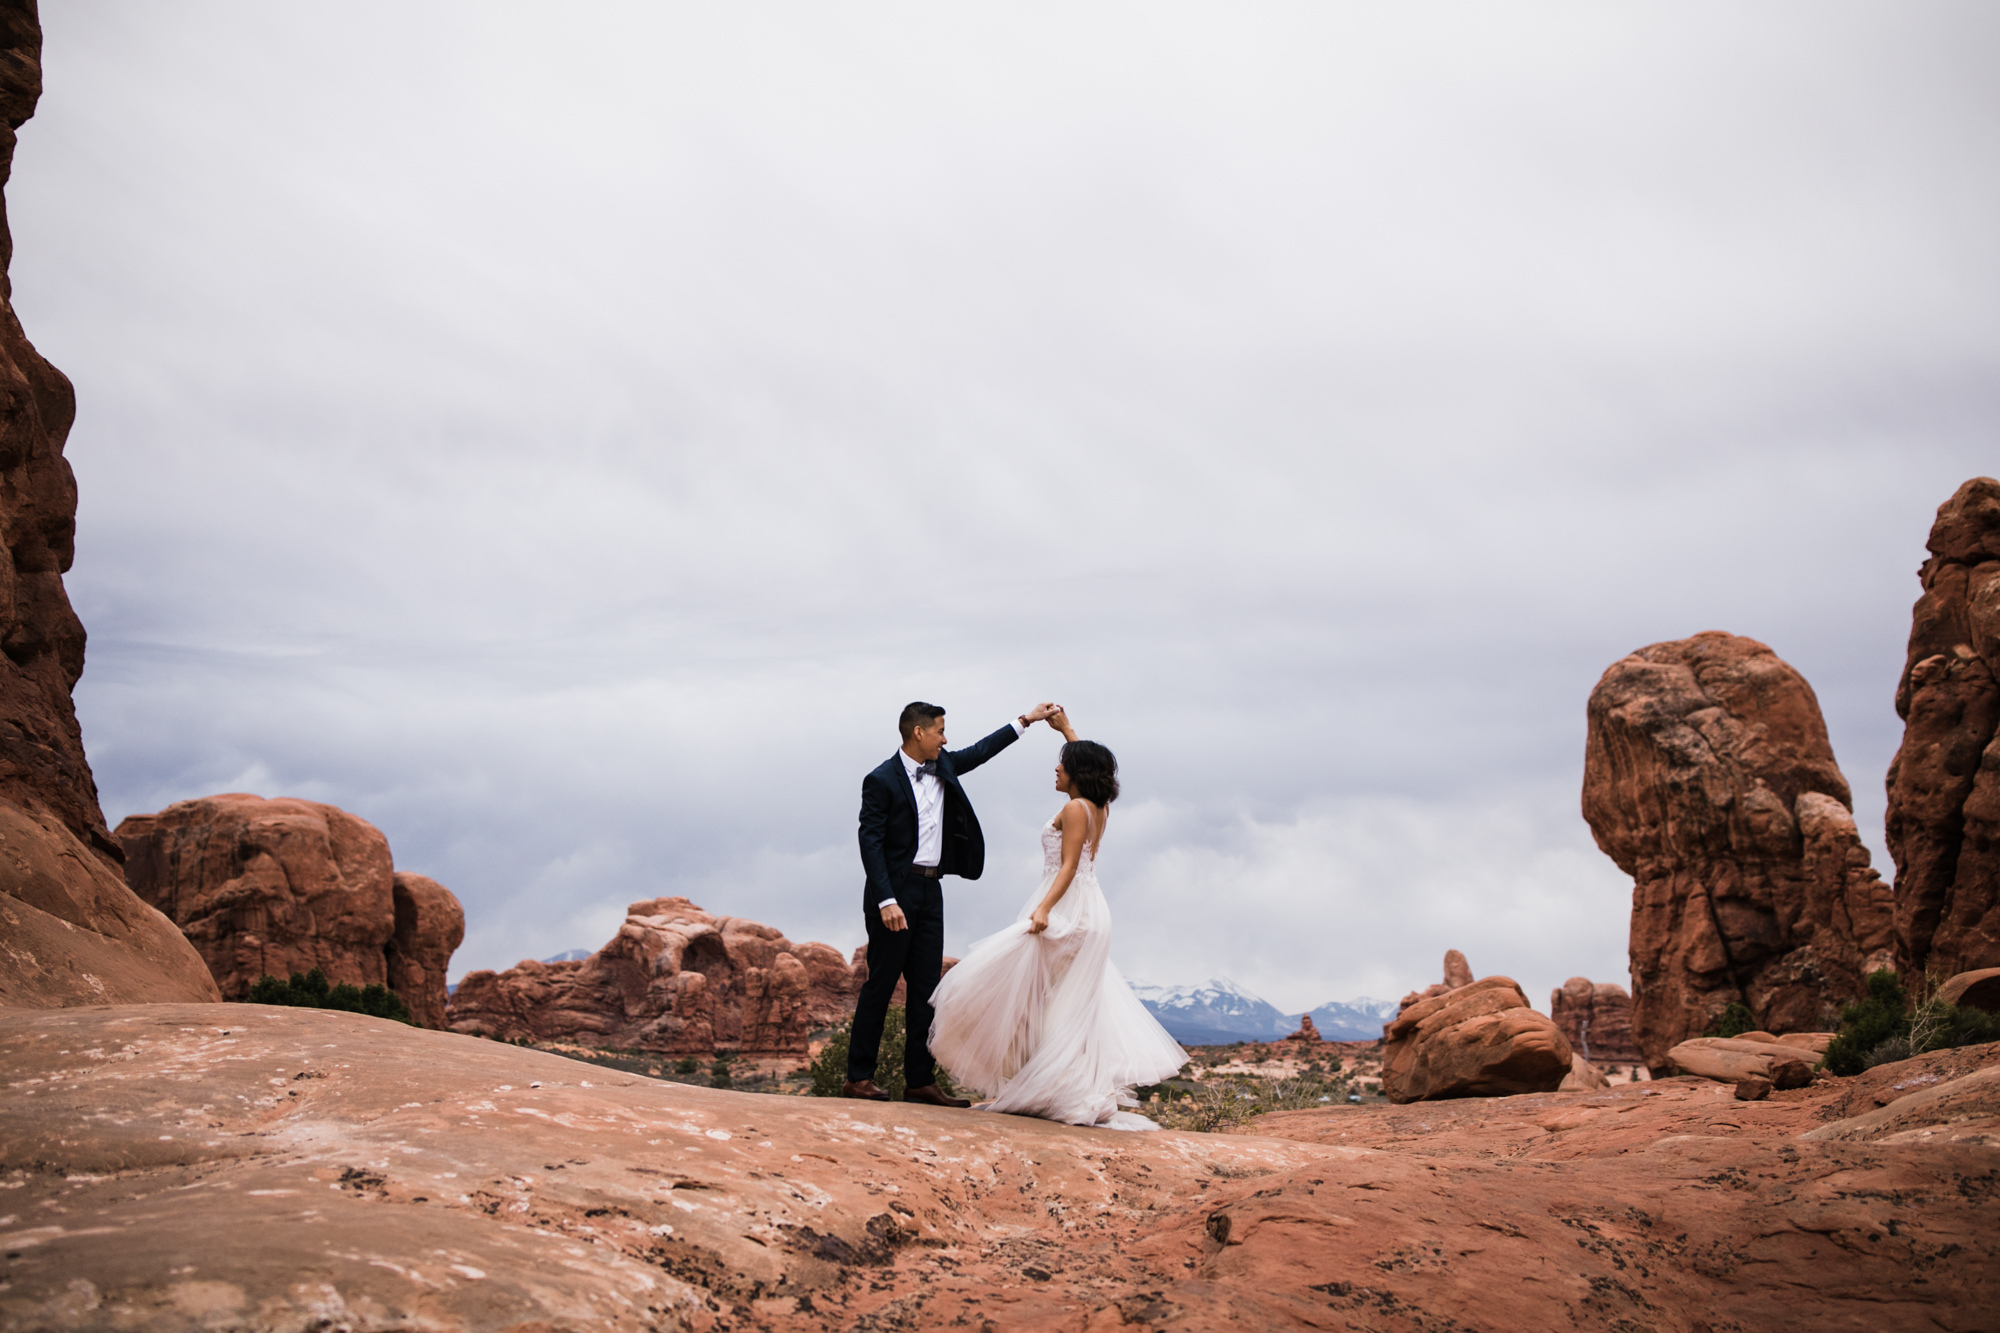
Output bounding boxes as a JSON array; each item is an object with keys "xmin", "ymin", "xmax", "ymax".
[{"xmin": 905, "ymin": 865, "xmax": 943, "ymax": 879}]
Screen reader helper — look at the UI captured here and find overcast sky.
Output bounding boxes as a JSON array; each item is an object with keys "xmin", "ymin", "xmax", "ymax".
[{"xmin": 12, "ymin": 3, "xmax": 1997, "ymax": 1015}]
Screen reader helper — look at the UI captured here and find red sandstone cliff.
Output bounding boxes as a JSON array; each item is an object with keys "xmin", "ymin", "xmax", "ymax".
[
  {"xmin": 0, "ymin": 2, "xmax": 216, "ymax": 1008},
  {"xmin": 1584, "ymin": 632, "xmax": 1895, "ymax": 1070},
  {"xmin": 115, "ymin": 794, "xmax": 463, "ymax": 1026},
  {"xmin": 1889, "ymin": 477, "xmax": 2000, "ymax": 980}
]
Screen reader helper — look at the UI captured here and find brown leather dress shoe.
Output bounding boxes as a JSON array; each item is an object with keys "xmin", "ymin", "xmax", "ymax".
[
  {"xmin": 841, "ymin": 1080, "xmax": 890, "ymax": 1101},
  {"xmin": 902, "ymin": 1083, "xmax": 972, "ymax": 1108}
]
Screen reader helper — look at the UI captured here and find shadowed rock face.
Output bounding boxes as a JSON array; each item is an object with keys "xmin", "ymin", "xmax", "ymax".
[
  {"xmin": 1549, "ymin": 976, "xmax": 1643, "ymax": 1066},
  {"xmin": 114, "ymin": 794, "xmax": 462, "ymax": 1025},
  {"xmin": 449, "ymin": 897, "xmax": 858, "ymax": 1055},
  {"xmin": 3, "ymin": 1004, "xmax": 1992, "ymax": 1332},
  {"xmin": 1889, "ymin": 477, "xmax": 2000, "ymax": 980},
  {"xmin": 0, "ymin": 2, "xmax": 216, "ymax": 1008},
  {"xmin": 1584, "ymin": 631, "xmax": 1896, "ymax": 1070}
]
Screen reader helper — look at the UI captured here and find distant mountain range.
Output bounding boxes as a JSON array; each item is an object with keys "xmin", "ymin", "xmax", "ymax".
[
  {"xmin": 541, "ymin": 949, "xmax": 593, "ymax": 963},
  {"xmin": 1129, "ymin": 977, "xmax": 1400, "ymax": 1045}
]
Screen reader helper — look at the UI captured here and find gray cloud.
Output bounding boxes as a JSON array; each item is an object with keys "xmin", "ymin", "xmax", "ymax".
[{"xmin": 16, "ymin": 2, "xmax": 1999, "ymax": 1014}]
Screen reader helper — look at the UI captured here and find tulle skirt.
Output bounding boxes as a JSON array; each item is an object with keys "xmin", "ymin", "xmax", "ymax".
[{"xmin": 929, "ymin": 865, "xmax": 1187, "ymax": 1130}]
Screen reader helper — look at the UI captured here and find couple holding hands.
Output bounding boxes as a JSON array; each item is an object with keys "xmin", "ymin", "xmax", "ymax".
[{"xmin": 843, "ymin": 701, "xmax": 1184, "ymax": 1130}]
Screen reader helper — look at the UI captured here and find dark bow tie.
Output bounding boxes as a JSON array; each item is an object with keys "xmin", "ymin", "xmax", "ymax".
[{"xmin": 913, "ymin": 760, "xmax": 938, "ymax": 778}]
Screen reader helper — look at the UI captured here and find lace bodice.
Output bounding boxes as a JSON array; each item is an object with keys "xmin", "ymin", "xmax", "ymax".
[{"xmin": 1040, "ymin": 812, "xmax": 1101, "ymax": 874}]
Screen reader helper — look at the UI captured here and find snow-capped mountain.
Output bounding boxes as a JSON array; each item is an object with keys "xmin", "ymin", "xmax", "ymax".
[
  {"xmin": 541, "ymin": 949, "xmax": 592, "ymax": 963},
  {"xmin": 1130, "ymin": 977, "xmax": 1292, "ymax": 1045},
  {"xmin": 1298, "ymin": 996, "xmax": 1400, "ymax": 1041},
  {"xmin": 1132, "ymin": 978, "xmax": 1404, "ymax": 1045}
]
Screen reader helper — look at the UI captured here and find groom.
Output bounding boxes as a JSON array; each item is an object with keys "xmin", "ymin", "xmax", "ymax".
[{"xmin": 844, "ymin": 699, "xmax": 1058, "ymax": 1104}]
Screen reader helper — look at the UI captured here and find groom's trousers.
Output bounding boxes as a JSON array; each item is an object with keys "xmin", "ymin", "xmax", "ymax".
[{"xmin": 847, "ymin": 872, "xmax": 945, "ymax": 1088}]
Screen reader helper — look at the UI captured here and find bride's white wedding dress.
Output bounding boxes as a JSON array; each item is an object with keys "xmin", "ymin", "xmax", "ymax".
[{"xmin": 928, "ymin": 810, "xmax": 1187, "ymax": 1130}]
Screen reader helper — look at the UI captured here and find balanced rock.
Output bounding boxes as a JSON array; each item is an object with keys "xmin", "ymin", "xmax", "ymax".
[
  {"xmin": 115, "ymin": 794, "xmax": 462, "ymax": 1025},
  {"xmin": 1888, "ymin": 477, "xmax": 2000, "ymax": 979},
  {"xmin": 1549, "ymin": 977, "xmax": 1643, "ymax": 1066},
  {"xmin": 0, "ymin": 9, "xmax": 218, "ymax": 1011},
  {"xmin": 1396, "ymin": 947, "xmax": 1476, "ymax": 1014},
  {"xmin": 1583, "ymin": 631, "xmax": 1896, "ymax": 1071},
  {"xmin": 1286, "ymin": 1013, "xmax": 1321, "ymax": 1043},
  {"xmin": 449, "ymin": 897, "xmax": 856, "ymax": 1054},
  {"xmin": 1380, "ymin": 975, "xmax": 1574, "ymax": 1102}
]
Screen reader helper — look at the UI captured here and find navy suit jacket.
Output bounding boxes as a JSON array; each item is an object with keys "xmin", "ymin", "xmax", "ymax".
[{"xmin": 858, "ymin": 725, "xmax": 1020, "ymax": 912}]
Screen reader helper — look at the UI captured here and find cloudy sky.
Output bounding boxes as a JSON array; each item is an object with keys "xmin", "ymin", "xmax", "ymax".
[{"xmin": 12, "ymin": 3, "xmax": 1997, "ymax": 1015}]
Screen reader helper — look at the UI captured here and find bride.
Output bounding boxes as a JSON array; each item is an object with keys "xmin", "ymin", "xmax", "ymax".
[{"xmin": 928, "ymin": 709, "xmax": 1187, "ymax": 1130}]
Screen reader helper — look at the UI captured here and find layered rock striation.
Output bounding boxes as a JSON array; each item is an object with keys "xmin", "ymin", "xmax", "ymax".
[
  {"xmin": 0, "ymin": 3, "xmax": 217, "ymax": 1008},
  {"xmin": 1888, "ymin": 477, "xmax": 2000, "ymax": 980},
  {"xmin": 115, "ymin": 794, "xmax": 463, "ymax": 1025},
  {"xmin": 1584, "ymin": 631, "xmax": 1895, "ymax": 1070},
  {"xmin": 449, "ymin": 897, "xmax": 857, "ymax": 1054},
  {"xmin": 1548, "ymin": 976, "xmax": 1643, "ymax": 1066}
]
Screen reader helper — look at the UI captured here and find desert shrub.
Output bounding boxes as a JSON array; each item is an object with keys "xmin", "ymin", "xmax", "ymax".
[
  {"xmin": 243, "ymin": 967, "xmax": 412, "ymax": 1025},
  {"xmin": 807, "ymin": 1006, "xmax": 958, "ymax": 1101},
  {"xmin": 1823, "ymin": 970, "xmax": 1909, "ymax": 1076},
  {"xmin": 1151, "ymin": 1082, "xmax": 1253, "ymax": 1133},
  {"xmin": 710, "ymin": 1054, "xmax": 734, "ymax": 1089},
  {"xmin": 674, "ymin": 1055, "xmax": 700, "ymax": 1077},
  {"xmin": 1822, "ymin": 969, "xmax": 2000, "ymax": 1076},
  {"xmin": 1707, "ymin": 1001, "xmax": 1755, "ymax": 1039}
]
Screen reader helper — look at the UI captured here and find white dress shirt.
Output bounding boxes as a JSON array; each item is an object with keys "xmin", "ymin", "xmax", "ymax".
[{"xmin": 879, "ymin": 719, "xmax": 1025, "ymax": 911}]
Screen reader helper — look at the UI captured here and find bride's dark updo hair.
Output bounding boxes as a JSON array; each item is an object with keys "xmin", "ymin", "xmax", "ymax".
[{"xmin": 1060, "ymin": 740, "xmax": 1119, "ymax": 806}]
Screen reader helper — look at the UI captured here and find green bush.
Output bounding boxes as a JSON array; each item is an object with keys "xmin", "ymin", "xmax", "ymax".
[
  {"xmin": 1822, "ymin": 969, "xmax": 2000, "ymax": 1076},
  {"xmin": 710, "ymin": 1054, "xmax": 733, "ymax": 1089},
  {"xmin": 243, "ymin": 967, "xmax": 413, "ymax": 1025},
  {"xmin": 1707, "ymin": 1001, "xmax": 1755, "ymax": 1039},
  {"xmin": 807, "ymin": 1006, "xmax": 958, "ymax": 1101},
  {"xmin": 674, "ymin": 1055, "xmax": 701, "ymax": 1077}
]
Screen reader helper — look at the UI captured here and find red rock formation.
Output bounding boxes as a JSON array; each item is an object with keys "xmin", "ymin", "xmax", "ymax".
[
  {"xmin": 18, "ymin": 1004, "xmax": 1990, "ymax": 1329},
  {"xmin": 387, "ymin": 872, "xmax": 464, "ymax": 1029},
  {"xmin": 1888, "ymin": 477, "xmax": 2000, "ymax": 980},
  {"xmin": 114, "ymin": 794, "xmax": 461, "ymax": 1025},
  {"xmin": 449, "ymin": 897, "xmax": 858, "ymax": 1054},
  {"xmin": 1548, "ymin": 976, "xmax": 1643, "ymax": 1066},
  {"xmin": 0, "ymin": 5, "xmax": 217, "ymax": 1009},
  {"xmin": 1584, "ymin": 631, "xmax": 1896, "ymax": 1070},
  {"xmin": 1939, "ymin": 967, "xmax": 2000, "ymax": 1012},
  {"xmin": 1284, "ymin": 1013, "xmax": 1321, "ymax": 1043},
  {"xmin": 1396, "ymin": 948, "xmax": 1475, "ymax": 1014},
  {"xmin": 1380, "ymin": 975, "xmax": 1574, "ymax": 1102}
]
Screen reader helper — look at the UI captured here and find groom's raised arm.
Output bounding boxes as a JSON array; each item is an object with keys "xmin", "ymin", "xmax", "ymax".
[
  {"xmin": 857, "ymin": 771, "xmax": 896, "ymax": 911},
  {"xmin": 945, "ymin": 722, "xmax": 1024, "ymax": 777}
]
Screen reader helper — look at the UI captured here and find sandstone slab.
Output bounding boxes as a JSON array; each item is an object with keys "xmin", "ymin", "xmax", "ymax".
[
  {"xmin": 1584, "ymin": 631, "xmax": 1896, "ymax": 1069},
  {"xmin": 1939, "ymin": 966, "xmax": 2000, "ymax": 1012},
  {"xmin": 2, "ymin": 1007, "xmax": 1994, "ymax": 1331},
  {"xmin": 1668, "ymin": 1035, "xmax": 1817, "ymax": 1088}
]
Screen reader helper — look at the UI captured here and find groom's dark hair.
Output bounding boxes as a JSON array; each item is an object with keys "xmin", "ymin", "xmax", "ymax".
[
  {"xmin": 1061, "ymin": 740, "xmax": 1120, "ymax": 805},
  {"xmin": 898, "ymin": 701, "xmax": 945, "ymax": 742}
]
